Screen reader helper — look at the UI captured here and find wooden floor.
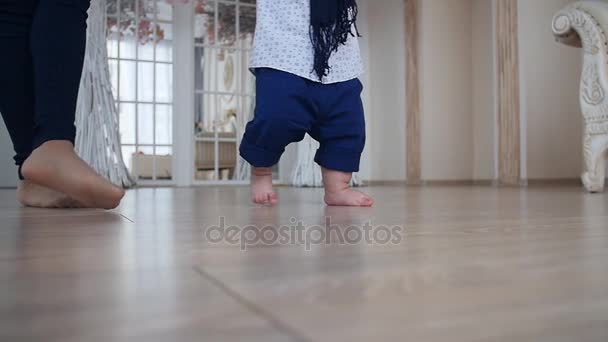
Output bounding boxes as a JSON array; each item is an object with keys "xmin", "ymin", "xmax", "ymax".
[{"xmin": 1, "ymin": 185, "xmax": 608, "ymax": 342}]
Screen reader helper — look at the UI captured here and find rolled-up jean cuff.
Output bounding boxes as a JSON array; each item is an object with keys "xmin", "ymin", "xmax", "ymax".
[
  {"xmin": 314, "ymin": 147, "xmax": 362, "ymax": 173},
  {"xmin": 239, "ymin": 142, "xmax": 283, "ymax": 168}
]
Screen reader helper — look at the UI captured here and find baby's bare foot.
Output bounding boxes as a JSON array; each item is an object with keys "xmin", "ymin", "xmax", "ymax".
[
  {"xmin": 17, "ymin": 181, "xmax": 83, "ymax": 208},
  {"xmin": 322, "ymin": 167, "xmax": 374, "ymax": 207},
  {"xmin": 21, "ymin": 140, "xmax": 125, "ymax": 210},
  {"xmin": 251, "ymin": 167, "xmax": 278, "ymax": 205},
  {"xmin": 324, "ymin": 188, "xmax": 374, "ymax": 207}
]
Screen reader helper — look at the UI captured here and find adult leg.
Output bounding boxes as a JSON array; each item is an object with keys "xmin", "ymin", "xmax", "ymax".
[
  {"xmin": 21, "ymin": 0, "xmax": 124, "ymax": 209},
  {"xmin": 0, "ymin": 0, "xmax": 81, "ymax": 208},
  {"xmin": 0, "ymin": 0, "xmax": 37, "ymax": 175}
]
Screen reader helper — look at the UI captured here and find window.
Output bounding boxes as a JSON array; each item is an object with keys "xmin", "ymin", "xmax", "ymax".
[
  {"xmin": 192, "ymin": 0, "xmax": 258, "ymax": 183},
  {"xmin": 106, "ymin": 0, "xmax": 174, "ymax": 183}
]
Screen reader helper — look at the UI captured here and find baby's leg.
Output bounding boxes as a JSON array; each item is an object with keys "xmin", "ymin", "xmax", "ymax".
[
  {"xmin": 311, "ymin": 78, "xmax": 371, "ymax": 207},
  {"xmin": 239, "ymin": 68, "xmax": 314, "ymax": 205},
  {"xmin": 322, "ymin": 168, "xmax": 374, "ymax": 207},
  {"xmin": 250, "ymin": 167, "xmax": 277, "ymax": 205}
]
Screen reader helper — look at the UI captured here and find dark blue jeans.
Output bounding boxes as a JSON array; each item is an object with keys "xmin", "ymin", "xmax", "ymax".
[
  {"xmin": 0, "ymin": 0, "xmax": 91, "ymax": 178},
  {"xmin": 240, "ymin": 68, "xmax": 366, "ymax": 173}
]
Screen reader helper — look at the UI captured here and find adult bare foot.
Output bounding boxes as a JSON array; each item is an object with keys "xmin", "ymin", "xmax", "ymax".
[
  {"xmin": 21, "ymin": 140, "xmax": 125, "ymax": 210},
  {"xmin": 322, "ymin": 168, "xmax": 374, "ymax": 207},
  {"xmin": 17, "ymin": 180, "xmax": 83, "ymax": 208},
  {"xmin": 250, "ymin": 167, "xmax": 278, "ymax": 205}
]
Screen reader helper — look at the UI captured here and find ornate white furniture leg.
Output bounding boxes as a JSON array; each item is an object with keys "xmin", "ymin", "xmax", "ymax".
[{"xmin": 553, "ymin": 2, "xmax": 608, "ymax": 193}]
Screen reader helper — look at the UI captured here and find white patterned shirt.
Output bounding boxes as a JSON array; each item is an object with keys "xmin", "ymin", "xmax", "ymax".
[{"xmin": 249, "ymin": 0, "xmax": 364, "ymax": 84}]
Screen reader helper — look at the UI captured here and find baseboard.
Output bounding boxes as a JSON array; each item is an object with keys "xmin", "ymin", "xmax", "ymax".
[
  {"xmin": 367, "ymin": 178, "xmax": 587, "ymax": 187},
  {"xmin": 524, "ymin": 178, "xmax": 583, "ymax": 187},
  {"xmin": 367, "ymin": 179, "xmax": 494, "ymax": 187},
  {"xmin": 422, "ymin": 180, "xmax": 477, "ymax": 186},
  {"xmin": 473, "ymin": 179, "xmax": 498, "ymax": 186},
  {"xmin": 366, "ymin": 180, "xmax": 408, "ymax": 186}
]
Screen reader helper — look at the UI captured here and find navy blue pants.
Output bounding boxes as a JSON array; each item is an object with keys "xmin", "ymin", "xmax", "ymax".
[
  {"xmin": 0, "ymin": 0, "xmax": 90, "ymax": 178},
  {"xmin": 240, "ymin": 68, "xmax": 366, "ymax": 173}
]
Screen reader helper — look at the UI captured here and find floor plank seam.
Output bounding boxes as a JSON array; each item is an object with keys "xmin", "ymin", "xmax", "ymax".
[
  {"xmin": 118, "ymin": 213, "xmax": 135, "ymax": 223},
  {"xmin": 192, "ymin": 266, "xmax": 313, "ymax": 342}
]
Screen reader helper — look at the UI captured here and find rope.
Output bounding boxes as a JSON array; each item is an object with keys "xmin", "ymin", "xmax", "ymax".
[{"xmin": 75, "ymin": 0, "xmax": 136, "ymax": 188}]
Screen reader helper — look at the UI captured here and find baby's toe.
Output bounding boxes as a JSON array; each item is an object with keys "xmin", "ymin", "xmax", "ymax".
[
  {"xmin": 360, "ymin": 197, "xmax": 374, "ymax": 207},
  {"xmin": 268, "ymin": 192, "xmax": 278, "ymax": 205}
]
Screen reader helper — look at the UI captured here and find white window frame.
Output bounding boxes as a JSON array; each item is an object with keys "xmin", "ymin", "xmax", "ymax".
[
  {"xmin": 114, "ymin": 1, "xmax": 293, "ymax": 187},
  {"xmin": 108, "ymin": 0, "xmax": 175, "ymax": 187},
  {"xmin": 186, "ymin": 0, "xmax": 257, "ymax": 186}
]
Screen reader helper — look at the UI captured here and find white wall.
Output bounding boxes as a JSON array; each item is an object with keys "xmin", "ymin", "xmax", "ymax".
[
  {"xmin": 416, "ymin": 0, "xmax": 582, "ymax": 182},
  {"xmin": 519, "ymin": 0, "xmax": 582, "ymax": 180},
  {"xmin": 305, "ymin": 0, "xmax": 585, "ymax": 183},
  {"xmin": 356, "ymin": 0, "xmax": 373, "ymax": 181},
  {"xmin": 0, "ymin": 120, "xmax": 18, "ymax": 187},
  {"xmin": 362, "ymin": 0, "xmax": 495, "ymax": 182},
  {"xmin": 364, "ymin": 0, "xmax": 407, "ymax": 182},
  {"xmin": 420, "ymin": 0, "xmax": 474, "ymax": 181},
  {"xmin": 472, "ymin": 0, "xmax": 497, "ymax": 181}
]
